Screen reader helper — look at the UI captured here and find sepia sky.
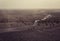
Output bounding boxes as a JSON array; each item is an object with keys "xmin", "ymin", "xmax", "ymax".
[{"xmin": 0, "ymin": 0, "xmax": 60, "ymax": 9}]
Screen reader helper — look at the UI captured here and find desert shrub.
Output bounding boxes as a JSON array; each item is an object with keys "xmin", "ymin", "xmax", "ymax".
[{"xmin": 0, "ymin": 18, "xmax": 8, "ymax": 23}]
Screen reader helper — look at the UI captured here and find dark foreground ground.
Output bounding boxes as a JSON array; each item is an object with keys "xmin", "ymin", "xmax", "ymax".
[{"xmin": 0, "ymin": 25, "xmax": 60, "ymax": 41}]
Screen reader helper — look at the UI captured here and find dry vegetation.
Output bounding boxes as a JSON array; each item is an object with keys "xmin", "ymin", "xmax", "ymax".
[
  {"xmin": 0, "ymin": 9, "xmax": 60, "ymax": 28},
  {"xmin": 0, "ymin": 9, "xmax": 60, "ymax": 41}
]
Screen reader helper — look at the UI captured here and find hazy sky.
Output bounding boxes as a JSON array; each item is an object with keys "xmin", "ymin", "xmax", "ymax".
[{"xmin": 0, "ymin": 0, "xmax": 60, "ymax": 9}]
